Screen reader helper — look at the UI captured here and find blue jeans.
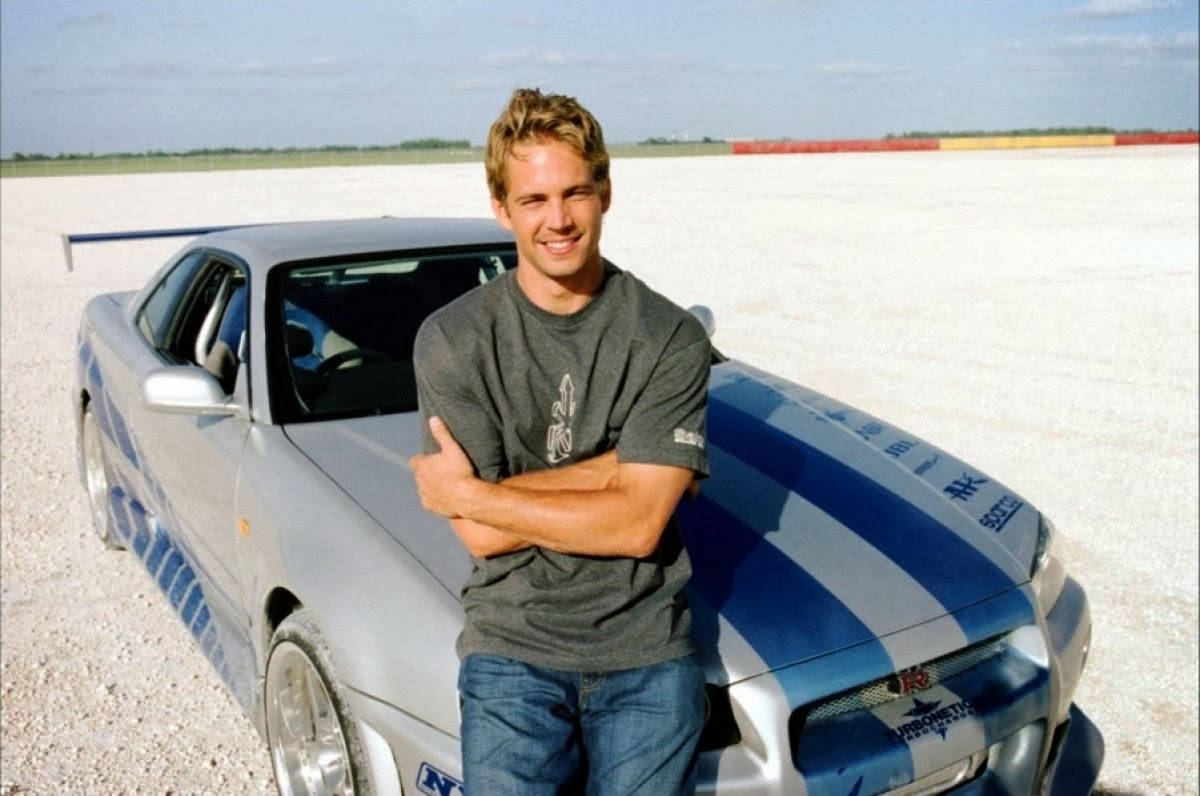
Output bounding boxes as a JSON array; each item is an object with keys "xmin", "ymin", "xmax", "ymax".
[{"xmin": 458, "ymin": 653, "xmax": 706, "ymax": 795}]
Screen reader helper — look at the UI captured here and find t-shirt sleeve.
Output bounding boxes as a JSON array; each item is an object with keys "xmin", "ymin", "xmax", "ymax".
[
  {"xmin": 413, "ymin": 317, "xmax": 508, "ymax": 482},
  {"xmin": 616, "ymin": 318, "xmax": 711, "ymax": 477}
]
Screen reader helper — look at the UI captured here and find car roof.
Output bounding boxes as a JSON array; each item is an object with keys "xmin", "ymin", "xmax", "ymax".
[{"xmin": 198, "ymin": 217, "xmax": 513, "ymax": 267}]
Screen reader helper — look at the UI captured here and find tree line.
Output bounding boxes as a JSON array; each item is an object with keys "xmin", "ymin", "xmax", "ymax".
[{"xmin": 6, "ymin": 139, "xmax": 473, "ymax": 162}]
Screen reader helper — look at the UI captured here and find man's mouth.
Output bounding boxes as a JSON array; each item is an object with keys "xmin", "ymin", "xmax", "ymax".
[{"xmin": 540, "ymin": 237, "xmax": 579, "ymax": 255}]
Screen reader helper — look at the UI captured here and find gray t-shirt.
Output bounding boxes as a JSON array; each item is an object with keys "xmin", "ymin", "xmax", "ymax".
[{"xmin": 413, "ymin": 262, "xmax": 710, "ymax": 672}]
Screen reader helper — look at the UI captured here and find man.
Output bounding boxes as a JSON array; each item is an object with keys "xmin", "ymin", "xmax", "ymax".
[{"xmin": 409, "ymin": 88, "xmax": 711, "ymax": 795}]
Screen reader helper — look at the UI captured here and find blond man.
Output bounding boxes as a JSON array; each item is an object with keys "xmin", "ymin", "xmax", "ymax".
[{"xmin": 411, "ymin": 88, "xmax": 710, "ymax": 795}]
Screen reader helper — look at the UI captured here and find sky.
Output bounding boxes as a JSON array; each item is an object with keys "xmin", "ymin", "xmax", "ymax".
[{"xmin": 1, "ymin": 0, "xmax": 1196, "ymax": 157}]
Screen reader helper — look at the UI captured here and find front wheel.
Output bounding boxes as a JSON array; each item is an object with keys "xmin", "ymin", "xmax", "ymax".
[
  {"xmin": 265, "ymin": 609, "xmax": 372, "ymax": 796},
  {"xmin": 81, "ymin": 404, "xmax": 123, "ymax": 550}
]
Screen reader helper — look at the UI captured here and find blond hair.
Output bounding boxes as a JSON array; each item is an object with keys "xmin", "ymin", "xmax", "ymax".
[{"xmin": 485, "ymin": 88, "xmax": 610, "ymax": 202}]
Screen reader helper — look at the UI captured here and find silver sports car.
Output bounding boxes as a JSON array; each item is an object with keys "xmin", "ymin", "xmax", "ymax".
[{"xmin": 73, "ymin": 217, "xmax": 1103, "ymax": 795}]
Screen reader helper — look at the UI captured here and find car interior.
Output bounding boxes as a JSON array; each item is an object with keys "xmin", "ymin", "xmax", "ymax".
[{"xmin": 273, "ymin": 249, "xmax": 515, "ymax": 421}]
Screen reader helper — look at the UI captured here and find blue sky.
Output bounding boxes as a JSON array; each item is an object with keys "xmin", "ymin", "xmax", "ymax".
[{"xmin": 1, "ymin": 0, "xmax": 1196, "ymax": 157}]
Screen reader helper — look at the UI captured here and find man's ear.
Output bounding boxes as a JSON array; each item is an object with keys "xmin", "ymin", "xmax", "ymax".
[
  {"xmin": 491, "ymin": 196, "xmax": 513, "ymax": 231},
  {"xmin": 601, "ymin": 183, "xmax": 612, "ymax": 213}
]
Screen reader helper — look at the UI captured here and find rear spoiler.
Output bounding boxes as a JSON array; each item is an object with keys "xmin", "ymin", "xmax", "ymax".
[{"xmin": 62, "ymin": 224, "xmax": 257, "ymax": 272}]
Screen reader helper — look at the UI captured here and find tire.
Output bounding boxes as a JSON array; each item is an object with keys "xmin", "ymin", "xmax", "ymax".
[
  {"xmin": 81, "ymin": 404, "xmax": 124, "ymax": 550},
  {"xmin": 265, "ymin": 609, "xmax": 373, "ymax": 796}
]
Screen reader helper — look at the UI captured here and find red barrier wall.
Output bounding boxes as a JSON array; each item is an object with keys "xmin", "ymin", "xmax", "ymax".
[
  {"xmin": 732, "ymin": 138, "xmax": 938, "ymax": 154},
  {"xmin": 1114, "ymin": 132, "xmax": 1199, "ymax": 146}
]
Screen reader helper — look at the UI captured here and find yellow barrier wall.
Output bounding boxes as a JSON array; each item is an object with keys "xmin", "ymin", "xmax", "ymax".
[{"xmin": 939, "ymin": 135, "xmax": 1116, "ymax": 150}]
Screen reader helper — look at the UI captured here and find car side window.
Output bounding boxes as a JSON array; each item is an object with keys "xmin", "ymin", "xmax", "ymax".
[
  {"xmin": 147, "ymin": 256, "xmax": 248, "ymax": 395},
  {"xmin": 137, "ymin": 251, "xmax": 206, "ymax": 347}
]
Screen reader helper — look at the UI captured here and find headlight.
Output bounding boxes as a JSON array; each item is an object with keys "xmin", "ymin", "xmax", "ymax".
[{"xmin": 1031, "ymin": 513, "xmax": 1067, "ymax": 615}]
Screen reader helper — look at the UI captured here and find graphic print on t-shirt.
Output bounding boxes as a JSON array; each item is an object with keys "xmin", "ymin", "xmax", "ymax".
[{"xmin": 546, "ymin": 374, "xmax": 576, "ymax": 463}]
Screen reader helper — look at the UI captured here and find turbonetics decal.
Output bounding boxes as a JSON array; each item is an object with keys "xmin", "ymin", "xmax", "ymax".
[{"xmin": 546, "ymin": 374, "xmax": 575, "ymax": 464}]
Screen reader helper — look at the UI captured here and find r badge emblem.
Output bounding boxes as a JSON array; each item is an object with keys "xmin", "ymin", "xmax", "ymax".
[{"xmin": 887, "ymin": 667, "xmax": 932, "ymax": 696}]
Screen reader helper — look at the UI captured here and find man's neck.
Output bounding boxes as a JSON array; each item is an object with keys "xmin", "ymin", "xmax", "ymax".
[{"xmin": 515, "ymin": 257, "xmax": 606, "ymax": 315}]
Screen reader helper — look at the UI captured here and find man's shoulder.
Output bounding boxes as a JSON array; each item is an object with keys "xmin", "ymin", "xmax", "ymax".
[
  {"xmin": 610, "ymin": 270, "xmax": 708, "ymax": 348},
  {"xmin": 419, "ymin": 272, "xmax": 509, "ymax": 336}
]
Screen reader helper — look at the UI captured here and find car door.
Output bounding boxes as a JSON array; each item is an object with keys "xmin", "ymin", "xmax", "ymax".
[{"xmin": 122, "ymin": 252, "xmax": 256, "ymax": 700}]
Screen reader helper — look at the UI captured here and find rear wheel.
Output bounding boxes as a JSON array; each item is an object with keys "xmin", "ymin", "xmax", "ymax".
[
  {"xmin": 265, "ymin": 609, "xmax": 372, "ymax": 796},
  {"xmin": 81, "ymin": 404, "xmax": 123, "ymax": 550}
]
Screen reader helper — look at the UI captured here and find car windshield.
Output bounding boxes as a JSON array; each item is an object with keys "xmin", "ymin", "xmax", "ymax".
[{"xmin": 268, "ymin": 247, "xmax": 516, "ymax": 422}]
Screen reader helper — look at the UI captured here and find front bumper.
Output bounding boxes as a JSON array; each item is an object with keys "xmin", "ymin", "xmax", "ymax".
[
  {"xmin": 697, "ymin": 579, "xmax": 1102, "ymax": 795},
  {"xmin": 342, "ymin": 577, "xmax": 1102, "ymax": 796}
]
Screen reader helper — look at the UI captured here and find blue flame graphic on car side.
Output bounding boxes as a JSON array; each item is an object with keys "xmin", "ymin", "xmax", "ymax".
[{"xmin": 80, "ymin": 338, "xmax": 234, "ymax": 688}]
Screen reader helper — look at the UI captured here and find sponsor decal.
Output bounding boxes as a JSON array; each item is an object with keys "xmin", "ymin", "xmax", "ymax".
[
  {"xmin": 825, "ymin": 409, "xmax": 849, "ymax": 424},
  {"xmin": 913, "ymin": 453, "xmax": 941, "ymax": 476},
  {"xmin": 673, "ymin": 428, "xmax": 705, "ymax": 449},
  {"xmin": 884, "ymin": 439, "xmax": 918, "ymax": 458},
  {"xmin": 417, "ymin": 763, "xmax": 464, "ymax": 796},
  {"xmin": 887, "ymin": 667, "xmax": 932, "ymax": 696},
  {"xmin": 855, "ymin": 421, "xmax": 885, "ymax": 441},
  {"xmin": 545, "ymin": 374, "xmax": 576, "ymax": 464},
  {"xmin": 943, "ymin": 473, "xmax": 987, "ymax": 501},
  {"xmin": 979, "ymin": 495, "xmax": 1024, "ymax": 532},
  {"xmin": 884, "ymin": 697, "xmax": 978, "ymax": 745}
]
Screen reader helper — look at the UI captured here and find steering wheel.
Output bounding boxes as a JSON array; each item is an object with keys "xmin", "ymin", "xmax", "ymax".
[{"xmin": 314, "ymin": 347, "xmax": 391, "ymax": 377}]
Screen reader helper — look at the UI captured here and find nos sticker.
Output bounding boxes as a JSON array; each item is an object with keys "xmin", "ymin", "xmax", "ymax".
[{"xmin": 417, "ymin": 762, "xmax": 464, "ymax": 796}]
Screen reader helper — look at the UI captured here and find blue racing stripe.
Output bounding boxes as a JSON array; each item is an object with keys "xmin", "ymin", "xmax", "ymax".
[
  {"xmin": 677, "ymin": 494, "xmax": 892, "ymax": 671},
  {"xmin": 948, "ymin": 587, "xmax": 1035, "ymax": 647},
  {"xmin": 707, "ymin": 382, "xmax": 1016, "ymax": 611}
]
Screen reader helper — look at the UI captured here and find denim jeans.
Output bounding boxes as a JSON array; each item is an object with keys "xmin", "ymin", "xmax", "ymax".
[{"xmin": 458, "ymin": 653, "xmax": 706, "ymax": 795}]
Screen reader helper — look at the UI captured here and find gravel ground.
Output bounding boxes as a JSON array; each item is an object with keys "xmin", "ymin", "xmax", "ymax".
[{"xmin": 2, "ymin": 146, "xmax": 1196, "ymax": 794}]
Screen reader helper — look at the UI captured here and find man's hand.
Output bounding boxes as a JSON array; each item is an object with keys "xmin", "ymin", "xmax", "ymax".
[
  {"xmin": 409, "ymin": 416, "xmax": 477, "ymax": 518},
  {"xmin": 410, "ymin": 415, "xmax": 697, "ymax": 559}
]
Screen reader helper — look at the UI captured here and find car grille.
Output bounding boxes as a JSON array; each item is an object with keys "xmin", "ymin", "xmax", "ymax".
[{"xmin": 803, "ymin": 637, "xmax": 1005, "ymax": 724}]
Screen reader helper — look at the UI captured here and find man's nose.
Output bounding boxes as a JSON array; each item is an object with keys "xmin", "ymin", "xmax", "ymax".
[{"xmin": 547, "ymin": 197, "xmax": 573, "ymax": 229}]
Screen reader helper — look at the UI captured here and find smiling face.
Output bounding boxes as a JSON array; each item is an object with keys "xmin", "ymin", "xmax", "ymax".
[{"xmin": 491, "ymin": 137, "xmax": 612, "ymax": 314}]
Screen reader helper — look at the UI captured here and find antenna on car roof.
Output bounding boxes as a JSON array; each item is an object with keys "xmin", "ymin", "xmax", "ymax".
[{"xmin": 61, "ymin": 224, "xmax": 258, "ymax": 272}]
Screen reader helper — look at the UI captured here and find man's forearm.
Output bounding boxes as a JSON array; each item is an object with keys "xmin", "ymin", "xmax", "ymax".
[
  {"xmin": 455, "ymin": 462, "xmax": 693, "ymax": 559},
  {"xmin": 449, "ymin": 451, "xmax": 619, "ymax": 557}
]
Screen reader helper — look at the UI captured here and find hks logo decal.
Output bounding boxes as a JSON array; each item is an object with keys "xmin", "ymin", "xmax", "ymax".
[
  {"xmin": 546, "ymin": 374, "xmax": 576, "ymax": 464},
  {"xmin": 883, "ymin": 697, "xmax": 977, "ymax": 745},
  {"xmin": 944, "ymin": 473, "xmax": 987, "ymax": 501}
]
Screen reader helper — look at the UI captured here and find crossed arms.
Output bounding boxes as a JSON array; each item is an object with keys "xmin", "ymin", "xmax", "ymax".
[{"xmin": 409, "ymin": 416, "xmax": 696, "ymax": 559}]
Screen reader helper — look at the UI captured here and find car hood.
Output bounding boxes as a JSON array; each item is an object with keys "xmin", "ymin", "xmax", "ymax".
[
  {"xmin": 678, "ymin": 361, "xmax": 1036, "ymax": 683},
  {"xmin": 285, "ymin": 360, "xmax": 1037, "ymax": 685}
]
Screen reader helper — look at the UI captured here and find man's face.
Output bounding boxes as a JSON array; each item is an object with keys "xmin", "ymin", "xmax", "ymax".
[{"xmin": 491, "ymin": 138, "xmax": 610, "ymax": 287}]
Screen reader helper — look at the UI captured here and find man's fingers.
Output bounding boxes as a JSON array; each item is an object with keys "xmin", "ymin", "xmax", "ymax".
[{"xmin": 428, "ymin": 415, "xmax": 458, "ymax": 451}]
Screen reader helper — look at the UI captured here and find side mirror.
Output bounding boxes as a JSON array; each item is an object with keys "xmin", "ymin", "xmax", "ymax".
[
  {"xmin": 142, "ymin": 366, "xmax": 243, "ymax": 417},
  {"xmin": 687, "ymin": 305, "xmax": 716, "ymax": 338}
]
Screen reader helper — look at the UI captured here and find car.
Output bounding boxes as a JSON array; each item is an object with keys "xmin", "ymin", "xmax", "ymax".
[{"xmin": 72, "ymin": 217, "xmax": 1103, "ymax": 795}]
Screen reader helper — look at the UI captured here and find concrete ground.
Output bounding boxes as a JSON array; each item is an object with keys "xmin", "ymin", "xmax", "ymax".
[{"xmin": 1, "ymin": 145, "xmax": 1196, "ymax": 793}]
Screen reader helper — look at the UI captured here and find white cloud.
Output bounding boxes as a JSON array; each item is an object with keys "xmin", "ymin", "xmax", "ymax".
[
  {"xmin": 103, "ymin": 63, "xmax": 194, "ymax": 80},
  {"xmin": 57, "ymin": 13, "xmax": 116, "ymax": 29},
  {"xmin": 224, "ymin": 57, "xmax": 362, "ymax": 78},
  {"xmin": 815, "ymin": 61, "xmax": 908, "ymax": 80},
  {"xmin": 1061, "ymin": 0, "xmax": 1180, "ymax": 18},
  {"xmin": 507, "ymin": 15, "xmax": 546, "ymax": 28},
  {"xmin": 1052, "ymin": 31, "xmax": 1199, "ymax": 53}
]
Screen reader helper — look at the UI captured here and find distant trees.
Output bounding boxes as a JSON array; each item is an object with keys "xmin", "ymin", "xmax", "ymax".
[
  {"xmin": 4, "ymin": 139, "xmax": 475, "ymax": 162},
  {"xmin": 639, "ymin": 136, "xmax": 724, "ymax": 145}
]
